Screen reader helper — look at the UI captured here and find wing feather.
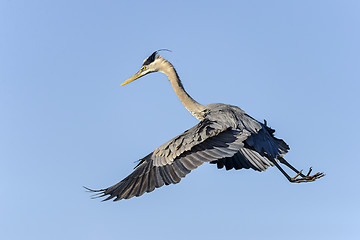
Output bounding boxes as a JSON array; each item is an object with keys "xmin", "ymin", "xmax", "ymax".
[
  {"xmin": 178, "ymin": 156, "xmax": 199, "ymax": 170},
  {"xmin": 124, "ymin": 178, "xmax": 140, "ymax": 200},
  {"xmin": 172, "ymin": 163, "xmax": 187, "ymax": 178},
  {"xmin": 158, "ymin": 166, "xmax": 172, "ymax": 185},
  {"xmin": 173, "ymin": 160, "xmax": 191, "ymax": 175},
  {"xmin": 235, "ymin": 152, "xmax": 251, "ymax": 169},
  {"xmin": 166, "ymin": 165, "xmax": 181, "ymax": 183},
  {"xmin": 225, "ymin": 157, "xmax": 234, "ymax": 170},
  {"xmin": 153, "ymin": 167, "xmax": 165, "ymax": 188},
  {"xmin": 216, "ymin": 159, "xmax": 225, "ymax": 169},
  {"xmin": 147, "ymin": 169, "xmax": 156, "ymax": 193},
  {"xmin": 232, "ymin": 155, "xmax": 243, "ymax": 170},
  {"xmin": 136, "ymin": 173, "xmax": 148, "ymax": 197}
]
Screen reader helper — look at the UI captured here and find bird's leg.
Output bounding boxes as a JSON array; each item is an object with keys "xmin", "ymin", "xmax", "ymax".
[
  {"xmin": 270, "ymin": 160, "xmax": 293, "ymax": 182},
  {"xmin": 271, "ymin": 158, "xmax": 325, "ymax": 183},
  {"xmin": 278, "ymin": 156, "xmax": 323, "ymax": 179},
  {"xmin": 278, "ymin": 156, "xmax": 306, "ymax": 177}
]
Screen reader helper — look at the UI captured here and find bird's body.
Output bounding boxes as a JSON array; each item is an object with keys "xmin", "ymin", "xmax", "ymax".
[{"xmin": 87, "ymin": 50, "xmax": 324, "ymax": 201}]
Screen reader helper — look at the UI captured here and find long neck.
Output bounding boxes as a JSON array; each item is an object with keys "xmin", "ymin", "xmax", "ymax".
[{"xmin": 159, "ymin": 59, "xmax": 205, "ymax": 120}]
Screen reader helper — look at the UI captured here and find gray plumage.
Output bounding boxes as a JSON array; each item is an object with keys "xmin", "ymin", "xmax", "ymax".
[{"xmin": 86, "ymin": 50, "xmax": 324, "ymax": 201}]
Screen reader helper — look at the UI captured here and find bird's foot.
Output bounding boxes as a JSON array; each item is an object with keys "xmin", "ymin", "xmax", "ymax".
[{"xmin": 290, "ymin": 168, "xmax": 325, "ymax": 183}]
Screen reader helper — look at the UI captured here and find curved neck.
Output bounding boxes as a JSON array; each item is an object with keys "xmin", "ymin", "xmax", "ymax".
[{"xmin": 158, "ymin": 59, "xmax": 205, "ymax": 120}]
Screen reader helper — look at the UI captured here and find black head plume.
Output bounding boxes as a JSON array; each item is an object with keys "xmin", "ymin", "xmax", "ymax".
[{"xmin": 142, "ymin": 49, "xmax": 171, "ymax": 66}]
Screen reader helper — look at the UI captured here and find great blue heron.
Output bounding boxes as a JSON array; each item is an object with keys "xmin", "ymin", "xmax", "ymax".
[{"xmin": 86, "ymin": 50, "xmax": 324, "ymax": 201}]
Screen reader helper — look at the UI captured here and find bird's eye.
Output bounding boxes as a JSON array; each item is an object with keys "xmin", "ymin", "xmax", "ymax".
[{"xmin": 141, "ymin": 66, "xmax": 146, "ymax": 71}]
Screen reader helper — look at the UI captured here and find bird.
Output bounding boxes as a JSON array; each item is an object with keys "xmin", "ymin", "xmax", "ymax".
[{"xmin": 86, "ymin": 50, "xmax": 324, "ymax": 201}]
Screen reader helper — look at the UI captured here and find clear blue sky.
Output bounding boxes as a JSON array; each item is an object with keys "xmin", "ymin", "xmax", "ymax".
[{"xmin": 1, "ymin": 1, "xmax": 359, "ymax": 239}]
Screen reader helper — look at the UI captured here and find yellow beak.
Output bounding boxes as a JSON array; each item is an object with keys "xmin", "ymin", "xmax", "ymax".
[{"xmin": 120, "ymin": 70, "xmax": 143, "ymax": 86}]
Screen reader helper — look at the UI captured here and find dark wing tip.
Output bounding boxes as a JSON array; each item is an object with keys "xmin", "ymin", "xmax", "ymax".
[
  {"xmin": 83, "ymin": 186, "xmax": 102, "ymax": 192},
  {"xmin": 83, "ymin": 186, "xmax": 109, "ymax": 200}
]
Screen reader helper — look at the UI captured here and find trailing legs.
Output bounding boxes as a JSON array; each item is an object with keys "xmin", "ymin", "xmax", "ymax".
[{"xmin": 271, "ymin": 156, "xmax": 325, "ymax": 183}]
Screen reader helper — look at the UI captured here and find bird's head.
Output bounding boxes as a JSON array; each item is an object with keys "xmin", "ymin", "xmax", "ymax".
[{"xmin": 120, "ymin": 49, "xmax": 171, "ymax": 86}]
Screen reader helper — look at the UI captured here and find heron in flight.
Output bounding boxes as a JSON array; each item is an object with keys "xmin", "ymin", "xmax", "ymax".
[{"xmin": 87, "ymin": 50, "xmax": 324, "ymax": 201}]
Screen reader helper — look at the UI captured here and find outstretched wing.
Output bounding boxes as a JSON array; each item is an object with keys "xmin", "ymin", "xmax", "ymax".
[{"xmin": 87, "ymin": 119, "xmax": 250, "ymax": 201}]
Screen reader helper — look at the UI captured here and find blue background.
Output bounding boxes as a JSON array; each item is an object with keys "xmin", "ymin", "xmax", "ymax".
[{"xmin": 1, "ymin": 1, "xmax": 359, "ymax": 239}]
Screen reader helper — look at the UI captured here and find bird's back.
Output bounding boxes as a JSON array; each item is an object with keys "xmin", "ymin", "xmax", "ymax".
[{"xmin": 204, "ymin": 103, "xmax": 289, "ymax": 160}]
